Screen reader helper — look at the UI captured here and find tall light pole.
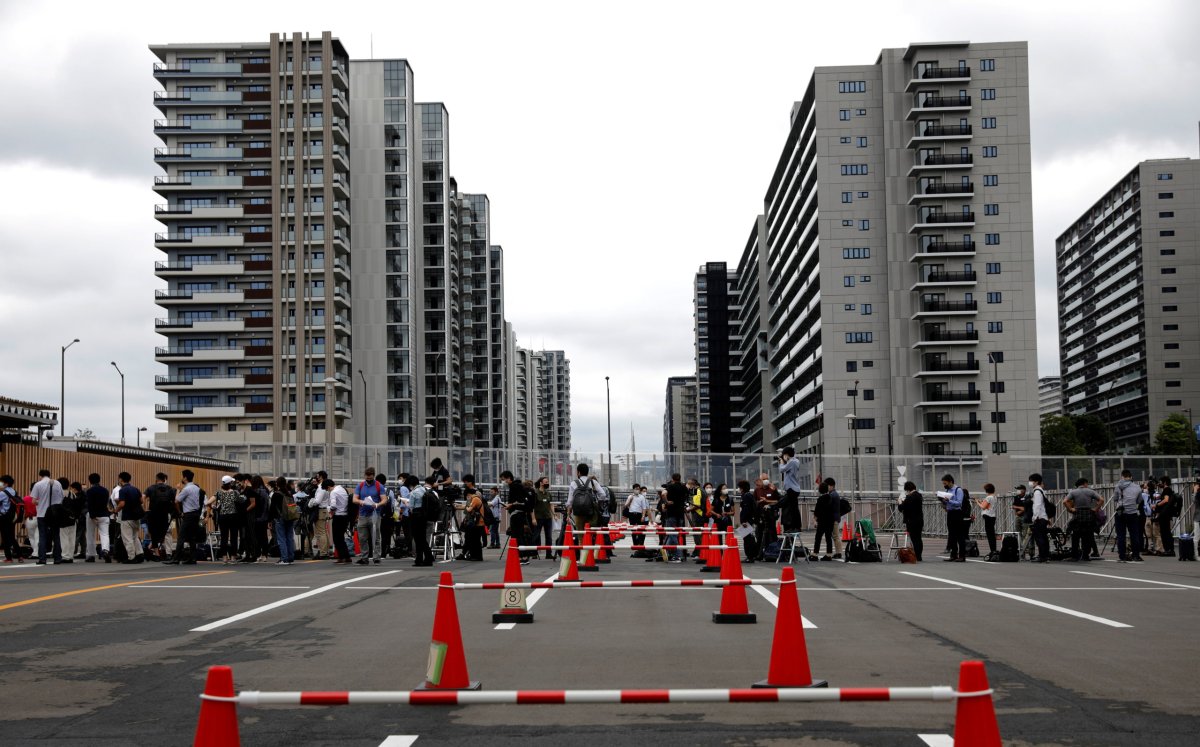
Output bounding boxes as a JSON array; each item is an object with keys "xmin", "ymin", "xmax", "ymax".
[
  {"xmin": 323, "ymin": 376, "xmax": 338, "ymax": 474},
  {"xmin": 136, "ymin": 426, "xmax": 148, "ymax": 448},
  {"xmin": 847, "ymin": 379, "xmax": 860, "ymax": 498},
  {"xmin": 605, "ymin": 376, "xmax": 612, "ymax": 479},
  {"xmin": 109, "ymin": 361, "xmax": 125, "ymax": 444},
  {"xmin": 1186, "ymin": 407, "xmax": 1195, "ymax": 477},
  {"xmin": 358, "ymin": 368, "xmax": 369, "ymax": 471},
  {"xmin": 988, "ymin": 352, "xmax": 1001, "ymax": 454},
  {"xmin": 60, "ymin": 338, "xmax": 80, "ymax": 436}
]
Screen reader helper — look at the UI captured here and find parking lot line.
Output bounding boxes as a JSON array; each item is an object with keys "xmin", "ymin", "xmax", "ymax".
[
  {"xmin": 190, "ymin": 570, "xmax": 400, "ymax": 632},
  {"xmin": 1071, "ymin": 571, "xmax": 1200, "ymax": 590},
  {"xmin": 997, "ymin": 586, "xmax": 1182, "ymax": 591},
  {"xmin": 917, "ymin": 735, "xmax": 953, "ymax": 747},
  {"xmin": 743, "ymin": 575, "xmax": 817, "ymax": 628},
  {"xmin": 133, "ymin": 585, "xmax": 312, "ymax": 590},
  {"xmin": 899, "ymin": 572, "xmax": 1132, "ymax": 628},
  {"xmin": 378, "ymin": 736, "xmax": 418, "ymax": 747},
  {"xmin": 0, "ymin": 571, "xmax": 231, "ymax": 613},
  {"xmin": 495, "ymin": 572, "xmax": 557, "ymax": 630}
]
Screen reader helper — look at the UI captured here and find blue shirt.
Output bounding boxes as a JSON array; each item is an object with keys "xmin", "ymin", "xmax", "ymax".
[
  {"xmin": 945, "ymin": 486, "xmax": 964, "ymax": 511},
  {"xmin": 357, "ymin": 480, "xmax": 382, "ymax": 518},
  {"xmin": 780, "ymin": 457, "xmax": 803, "ymax": 493}
]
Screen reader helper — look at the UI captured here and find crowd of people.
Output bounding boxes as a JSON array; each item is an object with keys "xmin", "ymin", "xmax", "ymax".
[{"xmin": 1, "ymin": 456, "xmax": 1194, "ymax": 568}]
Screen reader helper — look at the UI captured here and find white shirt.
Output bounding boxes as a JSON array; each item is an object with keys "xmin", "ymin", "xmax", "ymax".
[
  {"xmin": 980, "ymin": 494, "xmax": 996, "ymax": 518},
  {"xmin": 626, "ymin": 492, "xmax": 649, "ymax": 514},
  {"xmin": 1031, "ymin": 487, "xmax": 1048, "ymax": 521},
  {"xmin": 31, "ymin": 477, "xmax": 63, "ymax": 518},
  {"xmin": 311, "ymin": 486, "xmax": 330, "ymax": 510},
  {"xmin": 329, "ymin": 485, "xmax": 350, "ymax": 515}
]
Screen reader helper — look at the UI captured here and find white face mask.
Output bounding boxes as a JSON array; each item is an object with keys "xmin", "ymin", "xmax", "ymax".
[
  {"xmin": 1028, "ymin": 482, "xmax": 1036, "ymax": 490},
  {"xmin": 706, "ymin": 487, "xmax": 714, "ymax": 495}
]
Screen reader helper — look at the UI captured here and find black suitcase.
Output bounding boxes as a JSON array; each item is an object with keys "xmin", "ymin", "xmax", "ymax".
[
  {"xmin": 1179, "ymin": 537, "xmax": 1196, "ymax": 561},
  {"xmin": 999, "ymin": 535, "xmax": 1019, "ymax": 562},
  {"xmin": 743, "ymin": 533, "xmax": 760, "ymax": 561},
  {"xmin": 966, "ymin": 540, "xmax": 980, "ymax": 558}
]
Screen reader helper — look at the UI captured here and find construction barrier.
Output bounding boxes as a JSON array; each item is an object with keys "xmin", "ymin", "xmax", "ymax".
[{"xmin": 454, "ymin": 578, "xmax": 782, "ymax": 590}]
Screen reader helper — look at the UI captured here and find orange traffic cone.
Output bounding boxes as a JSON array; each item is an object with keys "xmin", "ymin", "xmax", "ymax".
[
  {"xmin": 579, "ymin": 525, "xmax": 598, "ymax": 572},
  {"xmin": 193, "ymin": 665, "xmax": 241, "ymax": 747},
  {"xmin": 713, "ymin": 529, "xmax": 756, "ymax": 624},
  {"xmin": 353, "ymin": 529, "xmax": 361, "ymax": 555},
  {"xmin": 492, "ymin": 539, "xmax": 533, "ymax": 624},
  {"xmin": 418, "ymin": 571, "xmax": 480, "ymax": 690},
  {"xmin": 753, "ymin": 566, "xmax": 826, "ymax": 688},
  {"xmin": 952, "ymin": 661, "xmax": 1002, "ymax": 747},
  {"xmin": 701, "ymin": 526, "xmax": 722, "ymax": 573},
  {"xmin": 841, "ymin": 519, "xmax": 852, "ymax": 542},
  {"xmin": 557, "ymin": 526, "xmax": 580, "ymax": 582}
]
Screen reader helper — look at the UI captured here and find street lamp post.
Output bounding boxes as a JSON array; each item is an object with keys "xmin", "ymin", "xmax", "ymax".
[
  {"xmin": 605, "ymin": 376, "xmax": 612, "ymax": 480},
  {"xmin": 137, "ymin": 426, "xmax": 148, "ymax": 448},
  {"xmin": 109, "ymin": 361, "xmax": 125, "ymax": 444},
  {"xmin": 60, "ymin": 338, "xmax": 80, "ymax": 436}
]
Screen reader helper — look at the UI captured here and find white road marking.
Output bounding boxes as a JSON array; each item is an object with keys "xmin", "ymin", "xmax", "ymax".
[
  {"xmin": 378, "ymin": 736, "xmax": 418, "ymax": 747},
  {"xmin": 133, "ymin": 585, "xmax": 312, "ymax": 590},
  {"xmin": 997, "ymin": 587, "xmax": 1182, "ymax": 591},
  {"xmin": 347, "ymin": 586, "xmax": 437, "ymax": 590},
  {"xmin": 495, "ymin": 572, "xmax": 557, "ymax": 630},
  {"xmin": 190, "ymin": 570, "xmax": 401, "ymax": 632},
  {"xmin": 0, "ymin": 564, "xmax": 48, "ymax": 571},
  {"xmin": 743, "ymin": 575, "xmax": 817, "ymax": 628},
  {"xmin": 917, "ymin": 734, "xmax": 954, "ymax": 747},
  {"xmin": 1071, "ymin": 571, "xmax": 1200, "ymax": 590},
  {"xmin": 900, "ymin": 572, "xmax": 1132, "ymax": 628}
]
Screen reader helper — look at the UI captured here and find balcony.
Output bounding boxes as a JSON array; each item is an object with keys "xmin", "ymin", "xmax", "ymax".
[
  {"xmin": 912, "ymin": 300, "xmax": 978, "ymax": 319},
  {"xmin": 154, "ymin": 289, "xmax": 244, "ymax": 305},
  {"xmin": 909, "ymin": 182, "xmax": 974, "ymax": 202},
  {"xmin": 153, "ymin": 147, "xmax": 244, "ymax": 163},
  {"xmin": 917, "ymin": 389, "xmax": 982, "ymax": 406},
  {"xmin": 154, "ymin": 345, "xmax": 244, "ymax": 362},
  {"xmin": 154, "ymin": 204, "xmax": 244, "ymax": 221},
  {"xmin": 154, "ymin": 233, "xmax": 245, "ymax": 249},
  {"xmin": 905, "ymin": 66, "xmax": 971, "ymax": 91},
  {"xmin": 154, "ymin": 260, "xmax": 245, "ymax": 276},
  {"xmin": 912, "ymin": 329, "xmax": 979, "ymax": 348},
  {"xmin": 154, "ymin": 118, "xmax": 244, "ymax": 134},
  {"xmin": 153, "ymin": 90, "xmax": 243, "ymax": 109},
  {"xmin": 916, "ymin": 420, "xmax": 984, "ymax": 436},
  {"xmin": 153, "ymin": 62, "xmax": 243, "ymax": 77},
  {"xmin": 909, "ymin": 240, "xmax": 976, "ymax": 262},
  {"xmin": 911, "ymin": 271, "xmax": 978, "ymax": 291},
  {"xmin": 155, "ymin": 374, "xmax": 245, "ymax": 390},
  {"xmin": 910, "ymin": 212, "xmax": 976, "ymax": 233},
  {"xmin": 153, "ymin": 175, "xmax": 244, "ymax": 192},
  {"xmin": 907, "ymin": 124, "xmax": 973, "ymax": 148},
  {"xmin": 915, "ymin": 359, "xmax": 980, "ymax": 377},
  {"xmin": 907, "ymin": 95, "xmax": 972, "ymax": 119},
  {"xmin": 154, "ymin": 316, "xmax": 245, "ymax": 333},
  {"xmin": 908, "ymin": 153, "xmax": 974, "ymax": 176},
  {"xmin": 155, "ymin": 404, "xmax": 245, "ymax": 419}
]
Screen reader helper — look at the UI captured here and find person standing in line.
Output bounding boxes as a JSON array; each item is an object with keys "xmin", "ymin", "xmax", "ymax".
[
  {"xmin": 213, "ymin": 476, "xmax": 241, "ymax": 564},
  {"xmin": 754, "ymin": 474, "xmax": 780, "ymax": 556},
  {"xmin": 461, "ymin": 486, "xmax": 485, "ymax": 561},
  {"xmin": 810, "ymin": 482, "xmax": 836, "ymax": 561},
  {"xmin": 113, "ymin": 471, "xmax": 143, "ymax": 564},
  {"xmin": 1143, "ymin": 481, "xmax": 1161, "ymax": 555},
  {"xmin": 407, "ymin": 475, "xmax": 434, "ymax": 566},
  {"xmin": 82, "ymin": 473, "xmax": 110, "ymax": 563},
  {"xmin": 270, "ymin": 478, "xmax": 297, "ymax": 566},
  {"xmin": 625, "ymin": 484, "xmax": 650, "ymax": 557},
  {"xmin": 1153, "ymin": 476, "xmax": 1177, "ymax": 557},
  {"xmin": 1112, "ymin": 469, "xmax": 1144, "ymax": 562},
  {"xmin": 500, "ymin": 471, "xmax": 535, "ymax": 564},
  {"xmin": 167, "ymin": 470, "xmax": 203, "ymax": 565},
  {"xmin": 1, "ymin": 475, "xmax": 22, "ymax": 563},
  {"xmin": 308, "ymin": 470, "xmax": 331, "ymax": 559},
  {"xmin": 58, "ymin": 479, "xmax": 85, "ymax": 563},
  {"xmin": 31, "ymin": 471, "xmax": 64, "ymax": 565},
  {"xmin": 899, "ymin": 481, "xmax": 925, "ymax": 561},
  {"xmin": 486, "ymin": 486, "xmax": 503, "ymax": 549},
  {"xmin": 662, "ymin": 473, "xmax": 689, "ymax": 563},
  {"xmin": 394, "ymin": 474, "xmax": 412, "ymax": 558},
  {"xmin": 353, "ymin": 468, "xmax": 385, "ymax": 566},
  {"xmin": 376, "ymin": 474, "xmax": 397, "ymax": 560},
  {"xmin": 325, "ymin": 478, "xmax": 352, "ymax": 564},
  {"xmin": 1027, "ymin": 473, "xmax": 1051, "ymax": 563},
  {"xmin": 250, "ymin": 475, "xmax": 272, "ymax": 562},
  {"xmin": 567, "ymin": 464, "xmax": 601, "ymax": 533},
  {"xmin": 975, "ymin": 483, "xmax": 998, "ymax": 560},
  {"xmin": 1064, "ymin": 477, "xmax": 1101, "ymax": 561},
  {"xmin": 825, "ymin": 477, "xmax": 847, "ymax": 560},
  {"xmin": 143, "ymin": 473, "xmax": 176, "ymax": 562},
  {"xmin": 778, "ymin": 447, "xmax": 803, "ymax": 534},
  {"xmin": 532, "ymin": 477, "xmax": 555, "ymax": 559},
  {"xmin": 737, "ymin": 480, "xmax": 758, "ymax": 562},
  {"xmin": 1012, "ymin": 484, "xmax": 1035, "ymax": 560},
  {"xmin": 937, "ymin": 474, "xmax": 967, "ymax": 562}
]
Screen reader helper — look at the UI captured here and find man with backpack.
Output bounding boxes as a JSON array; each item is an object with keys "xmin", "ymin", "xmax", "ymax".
[
  {"xmin": 661, "ymin": 473, "xmax": 689, "ymax": 563},
  {"xmin": 352, "ymin": 467, "xmax": 386, "ymax": 565},
  {"xmin": 567, "ymin": 464, "xmax": 603, "ymax": 533},
  {"xmin": 168, "ymin": 470, "xmax": 203, "ymax": 565},
  {"xmin": 144, "ymin": 473, "xmax": 177, "ymax": 561},
  {"xmin": 1064, "ymin": 477, "xmax": 1101, "ymax": 561},
  {"xmin": 936, "ymin": 474, "xmax": 968, "ymax": 562},
  {"xmin": 407, "ymin": 474, "xmax": 435, "ymax": 566},
  {"xmin": 1111, "ymin": 470, "xmax": 1144, "ymax": 562},
  {"xmin": 1027, "ymin": 473, "xmax": 1051, "ymax": 563},
  {"xmin": 1, "ymin": 474, "xmax": 21, "ymax": 563},
  {"xmin": 501, "ymin": 471, "xmax": 535, "ymax": 564}
]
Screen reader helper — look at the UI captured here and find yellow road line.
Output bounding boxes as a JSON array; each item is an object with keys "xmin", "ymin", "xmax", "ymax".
[{"xmin": 0, "ymin": 571, "xmax": 233, "ymax": 612}]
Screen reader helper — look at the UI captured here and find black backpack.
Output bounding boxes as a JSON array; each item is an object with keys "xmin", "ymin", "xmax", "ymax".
[
  {"xmin": 1037, "ymin": 489, "xmax": 1057, "ymax": 520},
  {"xmin": 423, "ymin": 489, "xmax": 442, "ymax": 521},
  {"xmin": 571, "ymin": 478, "xmax": 599, "ymax": 517},
  {"xmin": 482, "ymin": 500, "xmax": 496, "ymax": 525}
]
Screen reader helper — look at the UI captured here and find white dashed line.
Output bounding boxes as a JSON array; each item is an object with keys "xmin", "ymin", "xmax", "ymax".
[
  {"xmin": 900, "ymin": 572, "xmax": 1132, "ymax": 628},
  {"xmin": 190, "ymin": 570, "xmax": 401, "ymax": 632}
]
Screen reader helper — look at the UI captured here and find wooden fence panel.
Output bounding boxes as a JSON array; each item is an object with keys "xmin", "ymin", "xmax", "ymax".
[{"xmin": 0, "ymin": 443, "xmax": 229, "ymax": 493}]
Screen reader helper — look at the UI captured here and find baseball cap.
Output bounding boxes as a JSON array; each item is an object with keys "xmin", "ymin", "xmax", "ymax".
[{"xmin": 221, "ymin": 475, "xmax": 235, "ymax": 485}]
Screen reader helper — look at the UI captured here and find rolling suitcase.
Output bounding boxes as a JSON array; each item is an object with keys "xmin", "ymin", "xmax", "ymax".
[{"xmin": 1178, "ymin": 536, "xmax": 1195, "ymax": 561}]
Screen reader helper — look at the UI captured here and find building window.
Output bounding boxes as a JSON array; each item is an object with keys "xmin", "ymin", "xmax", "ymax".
[
  {"xmin": 982, "ymin": 146, "xmax": 998, "ymax": 157},
  {"xmin": 990, "ymin": 381, "xmax": 1005, "ymax": 393},
  {"xmin": 1167, "ymin": 400, "xmax": 1183, "ymax": 406},
  {"xmin": 840, "ymin": 136, "xmax": 852, "ymax": 144},
  {"xmin": 844, "ymin": 304, "xmax": 856, "ymax": 311},
  {"xmin": 1161, "ymin": 267, "xmax": 1176, "ymax": 274},
  {"xmin": 842, "ymin": 247, "xmax": 870, "ymax": 259},
  {"xmin": 860, "ymin": 220, "xmax": 870, "ymax": 230},
  {"xmin": 1159, "ymin": 211, "xmax": 1175, "ymax": 218},
  {"xmin": 985, "ymin": 204, "xmax": 999, "ymax": 215},
  {"xmin": 841, "ymin": 164, "xmax": 869, "ymax": 175},
  {"xmin": 842, "ymin": 192, "xmax": 853, "ymax": 203},
  {"xmin": 838, "ymin": 81, "xmax": 867, "ymax": 93},
  {"xmin": 982, "ymin": 117, "xmax": 997, "ymax": 129},
  {"xmin": 862, "ymin": 360, "xmax": 874, "ymax": 368},
  {"xmin": 988, "ymin": 321, "xmax": 1003, "ymax": 333},
  {"xmin": 985, "ymin": 233, "xmax": 1000, "ymax": 245},
  {"xmin": 983, "ymin": 175, "xmax": 999, "ymax": 186},
  {"xmin": 182, "ymin": 424, "xmax": 215, "ymax": 433},
  {"xmin": 851, "ymin": 418, "xmax": 876, "ymax": 429},
  {"xmin": 992, "ymin": 441, "xmax": 1007, "ymax": 454},
  {"xmin": 986, "ymin": 263, "xmax": 1001, "ymax": 274},
  {"xmin": 1163, "ymin": 324, "xmax": 1179, "ymax": 331},
  {"xmin": 859, "ymin": 275, "xmax": 871, "ymax": 283},
  {"xmin": 842, "ymin": 219, "xmax": 853, "ymax": 226},
  {"xmin": 839, "ymin": 109, "xmax": 850, "ymax": 121},
  {"xmin": 1160, "ymin": 230, "xmax": 1176, "ymax": 237},
  {"xmin": 845, "ymin": 332, "xmax": 873, "ymax": 343},
  {"xmin": 251, "ymin": 423, "xmax": 269, "ymax": 431},
  {"xmin": 861, "ymin": 304, "xmax": 872, "ymax": 315},
  {"xmin": 843, "ymin": 275, "xmax": 855, "ymax": 287},
  {"xmin": 1165, "ymin": 360, "xmax": 1180, "ymax": 367},
  {"xmin": 1159, "ymin": 192, "xmax": 1174, "ymax": 199},
  {"xmin": 1157, "ymin": 173, "xmax": 1173, "ymax": 180},
  {"xmin": 1166, "ymin": 381, "xmax": 1181, "ymax": 387},
  {"xmin": 987, "ymin": 292, "xmax": 1002, "ymax": 303},
  {"xmin": 1164, "ymin": 287, "xmax": 1176, "ymax": 292},
  {"xmin": 858, "ymin": 191, "xmax": 869, "ymax": 198},
  {"xmin": 1165, "ymin": 342, "xmax": 1179, "ymax": 349},
  {"xmin": 863, "ymin": 389, "xmax": 874, "ymax": 401},
  {"xmin": 980, "ymin": 59, "xmax": 996, "ymax": 71},
  {"xmin": 857, "ymin": 109, "xmax": 867, "ymax": 116},
  {"xmin": 991, "ymin": 412, "xmax": 1007, "ymax": 423},
  {"xmin": 846, "ymin": 361, "xmax": 857, "ymax": 372},
  {"xmin": 1161, "ymin": 249, "xmax": 1176, "ymax": 256},
  {"xmin": 857, "ymin": 137, "xmax": 868, "ymax": 147},
  {"xmin": 981, "ymin": 88, "xmax": 996, "ymax": 100}
]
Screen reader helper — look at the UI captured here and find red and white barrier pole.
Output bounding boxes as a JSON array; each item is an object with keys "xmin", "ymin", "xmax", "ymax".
[{"xmin": 453, "ymin": 578, "xmax": 782, "ymax": 590}]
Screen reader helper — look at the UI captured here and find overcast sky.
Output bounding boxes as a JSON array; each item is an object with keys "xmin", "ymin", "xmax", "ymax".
[{"xmin": 0, "ymin": 0, "xmax": 1196, "ymax": 454}]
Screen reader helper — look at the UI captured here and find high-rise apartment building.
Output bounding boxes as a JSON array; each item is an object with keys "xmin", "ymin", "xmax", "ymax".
[
  {"xmin": 511, "ymin": 346, "xmax": 544, "ymax": 451},
  {"xmin": 538, "ymin": 351, "xmax": 572, "ymax": 452},
  {"xmin": 694, "ymin": 262, "xmax": 742, "ymax": 452},
  {"xmin": 151, "ymin": 33, "xmax": 353, "ymax": 448},
  {"xmin": 695, "ymin": 41, "xmax": 1039, "ymax": 460},
  {"xmin": 1056, "ymin": 157, "xmax": 1199, "ymax": 452},
  {"xmin": 1038, "ymin": 376, "xmax": 1063, "ymax": 420},
  {"xmin": 663, "ymin": 375, "xmax": 699, "ymax": 455}
]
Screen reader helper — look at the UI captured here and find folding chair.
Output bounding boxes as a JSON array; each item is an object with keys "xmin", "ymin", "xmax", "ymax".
[
  {"xmin": 777, "ymin": 532, "xmax": 808, "ymax": 563},
  {"xmin": 886, "ymin": 531, "xmax": 910, "ymax": 562}
]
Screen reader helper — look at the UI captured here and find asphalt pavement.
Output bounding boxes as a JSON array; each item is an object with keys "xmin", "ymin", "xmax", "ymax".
[{"xmin": 1, "ymin": 539, "xmax": 1197, "ymax": 746}]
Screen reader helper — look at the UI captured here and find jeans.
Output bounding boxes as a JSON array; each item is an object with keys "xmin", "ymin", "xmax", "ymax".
[
  {"xmin": 664, "ymin": 517, "xmax": 684, "ymax": 560},
  {"xmin": 1070, "ymin": 510, "xmax": 1099, "ymax": 560},
  {"xmin": 1115, "ymin": 513, "xmax": 1144, "ymax": 559},
  {"xmin": 983, "ymin": 515, "xmax": 997, "ymax": 555},
  {"xmin": 534, "ymin": 516, "xmax": 555, "ymax": 557},
  {"xmin": 175, "ymin": 512, "xmax": 201, "ymax": 562},
  {"xmin": 37, "ymin": 517, "xmax": 62, "ymax": 562},
  {"xmin": 410, "ymin": 517, "xmax": 432, "ymax": 564},
  {"xmin": 1, "ymin": 514, "xmax": 17, "ymax": 560},
  {"xmin": 86, "ymin": 515, "xmax": 110, "ymax": 558},
  {"xmin": 1032, "ymin": 518, "xmax": 1050, "ymax": 560},
  {"xmin": 357, "ymin": 513, "xmax": 380, "ymax": 559},
  {"xmin": 905, "ymin": 521, "xmax": 924, "ymax": 561},
  {"xmin": 487, "ymin": 520, "xmax": 501, "ymax": 548},
  {"xmin": 274, "ymin": 518, "xmax": 296, "ymax": 562}
]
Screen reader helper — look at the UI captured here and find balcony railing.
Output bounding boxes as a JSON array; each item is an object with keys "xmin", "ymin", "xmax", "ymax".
[
  {"xmin": 155, "ymin": 374, "xmax": 241, "ymax": 384},
  {"xmin": 921, "ymin": 124, "xmax": 973, "ymax": 137},
  {"xmin": 921, "ymin": 359, "xmax": 981, "ymax": 372},
  {"xmin": 153, "ymin": 119, "xmax": 244, "ymax": 132},
  {"xmin": 922, "ymin": 389, "xmax": 982, "ymax": 402},
  {"xmin": 916, "ymin": 95, "xmax": 972, "ymax": 108},
  {"xmin": 920, "ymin": 300, "xmax": 978, "ymax": 313},
  {"xmin": 922, "ymin": 421, "xmax": 983, "ymax": 432},
  {"xmin": 921, "ymin": 182, "xmax": 974, "ymax": 195},
  {"xmin": 921, "ymin": 329, "xmax": 979, "ymax": 342},
  {"xmin": 923, "ymin": 271, "xmax": 978, "ymax": 283},
  {"xmin": 918, "ymin": 241, "xmax": 976, "ymax": 254},
  {"xmin": 919, "ymin": 212, "xmax": 976, "ymax": 224},
  {"xmin": 153, "ymin": 62, "xmax": 243, "ymax": 76},
  {"xmin": 918, "ymin": 66, "xmax": 971, "ymax": 80},
  {"xmin": 154, "ymin": 346, "xmax": 240, "ymax": 356},
  {"xmin": 922, "ymin": 154, "xmax": 973, "ymax": 166}
]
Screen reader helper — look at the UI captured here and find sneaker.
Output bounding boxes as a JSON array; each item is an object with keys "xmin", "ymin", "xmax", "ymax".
[
  {"xmin": 355, "ymin": 558, "xmax": 369, "ymax": 565},
  {"xmin": 807, "ymin": 555, "xmax": 819, "ymax": 562},
  {"xmin": 85, "ymin": 557, "xmax": 96, "ymax": 563},
  {"xmin": 668, "ymin": 558, "xmax": 683, "ymax": 564},
  {"xmin": 35, "ymin": 560, "xmax": 46, "ymax": 565},
  {"xmin": 821, "ymin": 555, "xmax": 833, "ymax": 561},
  {"xmin": 275, "ymin": 560, "xmax": 286, "ymax": 565},
  {"xmin": 373, "ymin": 558, "xmax": 381, "ymax": 564},
  {"xmin": 1131, "ymin": 556, "xmax": 1144, "ymax": 562},
  {"xmin": 2, "ymin": 558, "xmax": 10, "ymax": 564},
  {"xmin": 832, "ymin": 553, "xmax": 842, "ymax": 560}
]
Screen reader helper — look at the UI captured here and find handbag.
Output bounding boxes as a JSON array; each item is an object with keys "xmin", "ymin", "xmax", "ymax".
[{"xmin": 48, "ymin": 502, "xmax": 70, "ymax": 529}]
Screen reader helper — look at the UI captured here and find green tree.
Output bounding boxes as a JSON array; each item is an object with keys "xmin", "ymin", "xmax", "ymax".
[
  {"xmin": 1071, "ymin": 414, "xmax": 1114, "ymax": 454},
  {"xmin": 1041, "ymin": 415, "xmax": 1084, "ymax": 456},
  {"xmin": 1153, "ymin": 414, "xmax": 1198, "ymax": 455}
]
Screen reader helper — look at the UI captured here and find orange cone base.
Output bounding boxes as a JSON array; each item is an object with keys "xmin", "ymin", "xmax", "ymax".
[
  {"xmin": 700, "ymin": 564, "xmax": 721, "ymax": 573},
  {"xmin": 577, "ymin": 564, "xmax": 599, "ymax": 572},
  {"xmin": 752, "ymin": 678, "xmax": 827, "ymax": 688},
  {"xmin": 713, "ymin": 611, "xmax": 757, "ymax": 624},
  {"xmin": 491, "ymin": 611, "xmax": 534, "ymax": 623},
  {"xmin": 416, "ymin": 680, "xmax": 481, "ymax": 691},
  {"xmin": 596, "ymin": 557, "xmax": 611, "ymax": 564}
]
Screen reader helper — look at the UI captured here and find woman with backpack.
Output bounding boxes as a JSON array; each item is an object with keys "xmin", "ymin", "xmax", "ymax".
[
  {"xmin": 810, "ymin": 482, "xmax": 837, "ymax": 561},
  {"xmin": 250, "ymin": 475, "xmax": 272, "ymax": 562},
  {"xmin": 214, "ymin": 476, "xmax": 242, "ymax": 564},
  {"xmin": 975, "ymin": 484, "xmax": 999, "ymax": 560},
  {"xmin": 1, "ymin": 475, "xmax": 22, "ymax": 563},
  {"xmin": 269, "ymin": 478, "xmax": 297, "ymax": 566},
  {"xmin": 460, "ymin": 487, "xmax": 485, "ymax": 561}
]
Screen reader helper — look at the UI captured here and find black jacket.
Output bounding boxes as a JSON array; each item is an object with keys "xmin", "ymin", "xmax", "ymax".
[{"xmin": 900, "ymin": 490, "xmax": 924, "ymax": 526}]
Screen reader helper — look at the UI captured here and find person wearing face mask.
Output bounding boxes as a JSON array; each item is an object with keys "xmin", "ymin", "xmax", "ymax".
[
  {"xmin": 899, "ymin": 481, "xmax": 924, "ymax": 561},
  {"xmin": 936, "ymin": 474, "xmax": 967, "ymax": 562},
  {"xmin": 1027, "ymin": 474, "xmax": 1051, "ymax": 563},
  {"xmin": 624, "ymin": 484, "xmax": 649, "ymax": 555},
  {"xmin": 711, "ymin": 483, "xmax": 733, "ymax": 533}
]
